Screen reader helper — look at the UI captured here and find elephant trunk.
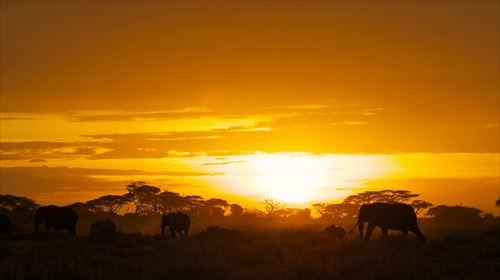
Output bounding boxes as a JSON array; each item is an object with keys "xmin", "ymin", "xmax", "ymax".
[{"xmin": 413, "ymin": 226, "xmax": 426, "ymax": 242}]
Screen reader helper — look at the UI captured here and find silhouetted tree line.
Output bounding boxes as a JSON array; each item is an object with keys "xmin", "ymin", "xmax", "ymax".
[
  {"xmin": 68, "ymin": 181, "xmax": 240, "ymax": 219},
  {"xmin": 313, "ymin": 190, "xmax": 434, "ymax": 222},
  {"xmin": 0, "ymin": 184, "xmax": 498, "ymax": 235}
]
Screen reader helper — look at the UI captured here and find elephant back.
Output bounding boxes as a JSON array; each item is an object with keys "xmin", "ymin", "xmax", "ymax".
[
  {"xmin": 44, "ymin": 205, "xmax": 79, "ymax": 229},
  {"xmin": 362, "ymin": 203, "xmax": 417, "ymax": 229}
]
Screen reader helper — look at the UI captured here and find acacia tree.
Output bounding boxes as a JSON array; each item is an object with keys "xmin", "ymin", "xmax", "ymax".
[
  {"xmin": 293, "ymin": 208, "xmax": 312, "ymax": 221},
  {"xmin": 156, "ymin": 191, "xmax": 188, "ymax": 214},
  {"xmin": 0, "ymin": 194, "xmax": 38, "ymax": 213},
  {"xmin": 201, "ymin": 198, "xmax": 229, "ymax": 217},
  {"xmin": 342, "ymin": 189, "xmax": 432, "ymax": 216},
  {"xmin": 411, "ymin": 200, "xmax": 433, "ymax": 215},
  {"xmin": 274, "ymin": 208, "xmax": 312, "ymax": 220},
  {"xmin": 313, "ymin": 203, "xmax": 359, "ymax": 220},
  {"xmin": 426, "ymin": 205, "xmax": 483, "ymax": 228},
  {"xmin": 343, "ymin": 190, "xmax": 419, "ymax": 205},
  {"xmin": 229, "ymin": 204, "xmax": 244, "ymax": 217},
  {"xmin": 262, "ymin": 199, "xmax": 285, "ymax": 217},
  {"xmin": 390, "ymin": 190, "xmax": 420, "ymax": 203},
  {"xmin": 125, "ymin": 181, "xmax": 161, "ymax": 215},
  {"xmin": 86, "ymin": 195, "xmax": 129, "ymax": 214},
  {"xmin": 183, "ymin": 195, "xmax": 204, "ymax": 213}
]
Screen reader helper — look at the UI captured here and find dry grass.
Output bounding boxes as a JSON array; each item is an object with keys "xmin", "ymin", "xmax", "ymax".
[{"xmin": 0, "ymin": 228, "xmax": 498, "ymax": 280}]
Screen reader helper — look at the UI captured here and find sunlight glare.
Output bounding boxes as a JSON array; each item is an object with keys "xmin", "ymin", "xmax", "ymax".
[{"xmin": 251, "ymin": 153, "xmax": 332, "ymax": 203}]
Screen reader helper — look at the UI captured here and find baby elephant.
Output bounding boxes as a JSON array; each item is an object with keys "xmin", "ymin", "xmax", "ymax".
[
  {"xmin": 325, "ymin": 224, "xmax": 346, "ymax": 241},
  {"xmin": 90, "ymin": 219, "xmax": 117, "ymax": 242}
]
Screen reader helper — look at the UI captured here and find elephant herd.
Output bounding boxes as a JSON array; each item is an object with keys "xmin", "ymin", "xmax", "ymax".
[{"xmin": 0, "ymin": 202, "xmax": 425, "ymax": 242}]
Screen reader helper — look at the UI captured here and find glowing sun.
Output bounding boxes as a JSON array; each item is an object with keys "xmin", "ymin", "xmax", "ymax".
[{"xmin": 251, "ymin": 153, "xmax": 332, "ymax": 203}]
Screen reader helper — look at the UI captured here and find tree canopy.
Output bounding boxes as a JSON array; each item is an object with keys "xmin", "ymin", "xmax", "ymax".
[
  {"xmin": 86, "ymin": 195, "xmax": 129, "ymax": 214},
  {"xmin": 343, "ymin": 190, "xmax": 420, "ymax": 205},
  {"xmin": 0, "ymin": 194, "xmax": 38, "ymax": 213},
  {"xmin": 262, "ymin": 199, "xmax": 285, "ymax": 217}
]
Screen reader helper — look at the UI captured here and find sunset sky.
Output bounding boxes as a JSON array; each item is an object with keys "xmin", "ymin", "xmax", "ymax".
[{"xmin": 1, "ymin": 1, "xmax": 499, "ymax": 213}]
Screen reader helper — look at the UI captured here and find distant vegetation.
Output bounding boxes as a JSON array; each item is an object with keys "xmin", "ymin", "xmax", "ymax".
[
  {"xmin": 0, "ymin": 181, "xmax": 498, "ymax": 236},
  {"xmin": 1, "ymin": 183, "xmax": 499, "ymax": 279}
]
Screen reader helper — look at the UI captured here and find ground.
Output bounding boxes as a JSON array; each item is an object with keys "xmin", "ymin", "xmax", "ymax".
[{"xmin": 0, "ymin": 228, "xmax": 498, "ymax": 280}]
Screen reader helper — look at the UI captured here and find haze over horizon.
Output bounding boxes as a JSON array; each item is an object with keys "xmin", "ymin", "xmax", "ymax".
[{"xmin": 1, "ymin": 1, "xmax": 499, "ymax": 213}]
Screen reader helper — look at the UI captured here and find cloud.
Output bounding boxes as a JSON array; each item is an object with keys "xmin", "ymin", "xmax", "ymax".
[
  {"xmin": 2, "ymin": 118, "xmax": 499, "ymax": 162},
  {"xmin": 0, "ymin": 166, "xmax": 221, "ymax": 204},
  {"xmin": 1, "ymin": 102, "xmax": 499, "ymax": 162},
  {"xmin": 484, "ymin": 123, "xmax": 499, "ymax": 128},
  {"xmin": 64, "ymin": 103, "xmax": 377, "ymax": 122},
  {"xmin": 28, "ymin": 159, "xmax": 47, "ymax": 163},
  {"xmin": 0, "ymin": 141, "xmax": 105, "ymax": 161},
  {"xmin": 201, "ymin": 160, "xmax": 246, "ymax": 166},
  {"xmin": 0, "ymin": 166, "xmax": 129, "ymax": 201},
  {"xmin": 69, "ymin": 107, "xmax": 215, "ymax": 122},
  {"xmin": 1, "ymin": 166, "xmax": 220, "ymax": 177}
]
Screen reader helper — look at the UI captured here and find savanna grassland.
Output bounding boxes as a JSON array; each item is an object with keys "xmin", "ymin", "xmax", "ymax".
[{"xmin": 1, "ymin": 227, "xmax": 498, "ymax": 280}]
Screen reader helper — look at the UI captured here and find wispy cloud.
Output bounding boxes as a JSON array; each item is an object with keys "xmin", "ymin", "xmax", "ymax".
[
  {"xmin": 201, "ymin": 160, "xmax": 246, "ymax": 166},
  {"xmin": 1, "ymin": 103, "xmax": 499, "ymax": 162}
]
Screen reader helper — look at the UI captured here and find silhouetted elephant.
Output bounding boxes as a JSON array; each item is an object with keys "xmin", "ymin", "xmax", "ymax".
[
  {"xmin": 325, "ymin": 224, "xmax": 346, "ymax": 240},
  {"xmin": 90, "ymin": 219, "xmax": 116, "ymax": 242},
  {"xmin": 161, "ymin": 212, "xmax": 190, "ymax": 238},
  {"xmin": 35, "ymin": 205, "xmax": 78, "ymax": 235},
  {"xmin": 358, "ymin": 203, "xmax": 425, "ymax": 242},
  {"xmin": 0, "ymin": 213, "xmax": 11, "ymax": 237}
]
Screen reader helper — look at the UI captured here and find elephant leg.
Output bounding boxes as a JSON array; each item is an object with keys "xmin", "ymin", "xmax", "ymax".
[
  {"xmin": 381, "ymin": 227, "xmax": 388, "ymax": 238},
  {"xmin": 358, "ymin": 221, "xmax": 364, "ymax": 241},
  {"xmin": 365, "ymin": 223, "xmax": 376, "ymax": 242},
  {"xmin": 170, "ymin": 229, "xmax": 176, "ymax": 238}
]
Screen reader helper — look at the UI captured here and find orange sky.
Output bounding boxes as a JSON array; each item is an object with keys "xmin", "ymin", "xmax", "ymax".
[{"xmin": 1, "ymin": 1, "xmax": 499, "ymax": 213}]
